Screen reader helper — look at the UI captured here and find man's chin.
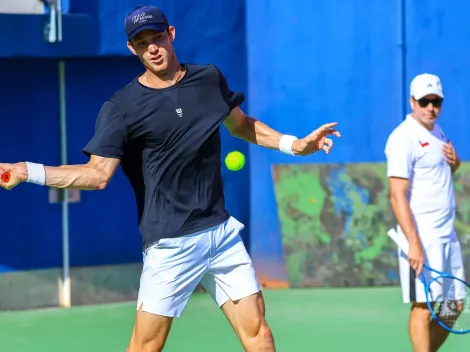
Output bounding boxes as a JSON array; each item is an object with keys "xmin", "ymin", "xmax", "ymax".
[
  {"xmin": 146, "ymin": 60, "xmax": 167, "ymax": 74},
  {"xmin": 424, "ymin": 116, "xmax": 437, "ymax": 124},
  {"xmin": 423, "ymin": 119, "xmax": 436, "ymax": 130}
]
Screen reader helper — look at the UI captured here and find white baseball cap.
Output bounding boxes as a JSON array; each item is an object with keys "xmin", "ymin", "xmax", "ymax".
[{"xmin": 410, "ymin": 73, "xmax": 444, "ymax": 100}]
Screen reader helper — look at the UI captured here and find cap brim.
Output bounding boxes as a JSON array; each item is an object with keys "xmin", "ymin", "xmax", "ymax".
[
  {"xmin": 413, "ymin": 89, "xmax": 444, "ymax": 100},
  {"xmin": 128, "ymin": 23, "xmax": 167, "ymax": 40}
]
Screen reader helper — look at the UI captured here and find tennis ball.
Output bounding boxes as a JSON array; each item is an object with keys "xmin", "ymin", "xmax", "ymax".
[{"xmin": 225, "ymin": 151, "xmax": 245, "ymax": 171}]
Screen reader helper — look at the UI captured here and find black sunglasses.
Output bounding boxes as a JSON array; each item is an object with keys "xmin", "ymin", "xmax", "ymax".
[{"xmin": 416, "ymin": 97, "xmax": 443, "ymax": 108}]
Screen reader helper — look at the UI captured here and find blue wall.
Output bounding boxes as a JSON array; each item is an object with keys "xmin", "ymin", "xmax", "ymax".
[
  {"xmin": 405, "ymin": 1, "xmax": 470, "ymax": 158},
  {"xmin": 0, "ymin": 60, "xmax": 63, "ymax": 272},
  {"xmin": 246, "ymin": 0, "xmax": 402, "ymax": 279}
]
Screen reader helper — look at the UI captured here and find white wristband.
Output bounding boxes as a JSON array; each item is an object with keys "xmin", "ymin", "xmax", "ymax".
[
  {"xmin": 25, "ymin": 162, "xmax": 46, "ymax": 186},
  {"xmin": 279, "ymin": 135, "xmax": 298, "ymax": 155}
]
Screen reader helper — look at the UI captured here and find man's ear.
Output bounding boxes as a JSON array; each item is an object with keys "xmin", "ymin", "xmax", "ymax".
[
  {"xmin": 168, "ymin": 26, "xmax": 176, "ymax": 42},
  {"xmin": 127, "ymin": 41, "xmax": 137, "ymax": 56}
]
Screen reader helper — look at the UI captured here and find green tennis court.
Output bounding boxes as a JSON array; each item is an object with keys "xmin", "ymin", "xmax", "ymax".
[{"xmin": 1, "ymin": 287, "xmax": 468, "ymax": 351}]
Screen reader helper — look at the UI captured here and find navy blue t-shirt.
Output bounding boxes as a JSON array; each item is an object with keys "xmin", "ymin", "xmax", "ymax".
[{"xmin": 83, "ymin": 64, "xmax": 245, "ymax": 250}]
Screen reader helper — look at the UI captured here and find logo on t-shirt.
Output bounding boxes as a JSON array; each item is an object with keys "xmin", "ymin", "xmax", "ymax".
[{"xmin": 419, "ymin": 140, "xmax": 429, "ymax": 148}]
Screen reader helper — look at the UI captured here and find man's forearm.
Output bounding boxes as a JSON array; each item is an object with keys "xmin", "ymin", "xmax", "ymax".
[
  {"xmin": 390, "ymin": 194, "xmax": 421, "ymax": 245},
  {"xmin": 230, "ymin": 116, "xmax": 283, "ymax": 150},
  {"xmin": 19, "ymin": 162, "xmax": 109, "ymax": 190}
]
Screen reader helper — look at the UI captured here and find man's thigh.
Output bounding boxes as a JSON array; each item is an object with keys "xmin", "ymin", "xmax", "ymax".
[
  {"xmin": 220, "ymin": 291, "xmax": 267, "ymax": 337},
  {"xmin": 138, "ymin": 231, "xmax": 211, "ymax": 318},
  {"xmin": 201, "ymin": 217, "xmax": 261, "ymax": 307},
  {"xmin": 398, "ymin": 241, "xmax": 447, "ymax": 304},
  {"xmin": 448, "ymin": 239, "xmax": 465, "ymax": 280},
  {"xmin": 445, "ymin": 239, "xmax": 467, "ymax": 301},
  {"xmin": 424, "ymin": 239, "xmax": 467, "ymax": 303}
]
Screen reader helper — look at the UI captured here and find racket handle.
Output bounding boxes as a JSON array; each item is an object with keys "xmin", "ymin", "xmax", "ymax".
[
  {"xmin": 387, "ymin": 228, "xmax": 410, "ymax": 254},
  {"xmin": 1, "ymin": 171, "xmax": 10, "ymax": 183}
]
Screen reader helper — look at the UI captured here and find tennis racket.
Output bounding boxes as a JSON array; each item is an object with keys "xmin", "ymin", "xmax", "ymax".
[
  {"xmin": 1, "ymin": 171, "xmax": 10, "ymax": 183},
  {"xmin": 387, "ymin": 228, "xmax": 470, "ymax": 334}
]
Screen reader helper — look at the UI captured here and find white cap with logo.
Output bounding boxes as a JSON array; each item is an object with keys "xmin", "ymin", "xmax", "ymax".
[{"xmin": 410, "ymin": 73, "xmax": 444, "ymax": 100}]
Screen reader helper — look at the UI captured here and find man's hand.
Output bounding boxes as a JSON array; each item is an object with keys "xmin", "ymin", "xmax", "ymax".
[
  {"xmin": 408, "ymin": 240, "xmax": 425, "ymax": 277},
  {"xmin": 292, "ymin": 122, "xmax": 341, "ymax": 156},
  {"xmin": 0, "ymin": 162, "xmax": 28, "ymax": 191},
  {"xmin": 443, "ymin": 141, "xmax": 460, "ymax": 172}
]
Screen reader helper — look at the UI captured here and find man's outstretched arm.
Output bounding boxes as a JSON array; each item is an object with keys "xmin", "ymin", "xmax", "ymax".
[
  {"xmin": 0, "ymin": 154, "xmax": 120, "ymax": 191},
  {"xmin": 223, "ymin": 106, "xmax": 340, "ymax": 156}
]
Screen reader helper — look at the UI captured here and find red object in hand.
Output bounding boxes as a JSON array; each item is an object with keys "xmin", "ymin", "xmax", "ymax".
[{"xmin": 1, "ymin": 171, "xmax": 10, "ymax": 183}]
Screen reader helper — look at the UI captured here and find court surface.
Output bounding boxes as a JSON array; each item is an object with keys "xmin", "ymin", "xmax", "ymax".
[{"xmin": 1, "ymin": 287, "xmax": 468, "ymax": 351}]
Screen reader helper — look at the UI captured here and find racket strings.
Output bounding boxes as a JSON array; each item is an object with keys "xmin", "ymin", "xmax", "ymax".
[{"xmin": 431, "ymin": 278, "xmax": 470, "ymax": 332}]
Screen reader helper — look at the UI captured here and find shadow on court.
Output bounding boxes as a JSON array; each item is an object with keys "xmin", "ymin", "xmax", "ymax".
[{"xmin": 0, "ymin": 287, "xmax": 468, "ymax": 351}]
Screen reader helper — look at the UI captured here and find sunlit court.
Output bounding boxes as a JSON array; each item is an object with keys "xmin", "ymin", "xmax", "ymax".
[
  {"xmin": 2, "ymin": 1, "xmax": 470, "ymax": 352},
  {"xmin": 0, "ymin": 288, "xmax": 467, "ymax": 352}
]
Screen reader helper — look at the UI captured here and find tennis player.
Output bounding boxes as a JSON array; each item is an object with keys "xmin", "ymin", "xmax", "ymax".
[
  {"xmin": 385, "ymin": 73, "xmax": 465, "ymax": 352},
  {"xmin": 0, "ymin": 5, "xmax": 340, "ymax": 352}
]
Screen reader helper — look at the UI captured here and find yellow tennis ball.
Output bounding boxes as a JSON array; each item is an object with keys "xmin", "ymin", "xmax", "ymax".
[{"xmin": 225, "ymin": 151, "xmax": 245, "ymax": 171}]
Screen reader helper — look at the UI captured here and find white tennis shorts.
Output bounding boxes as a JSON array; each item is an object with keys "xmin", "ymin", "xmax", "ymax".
[
  {"xmin": 137, "ymin": 216, "xmax": 261, "ymax": 317},
  {"xmin": 398, "ymin": 237, "xmax": 466, "ymax": 304}
]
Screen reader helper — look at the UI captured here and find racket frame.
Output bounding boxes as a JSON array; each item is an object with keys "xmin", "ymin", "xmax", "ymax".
[{"xmin": 387, "ymin": 228, "xmax": 470, "ymax": 334}]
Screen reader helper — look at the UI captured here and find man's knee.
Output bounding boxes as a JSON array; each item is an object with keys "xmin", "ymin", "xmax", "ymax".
[
  {"xmin": 239, "ymin": 315, "xmax": 274, "ymax": 349},
  {"xmin": 259, "ymin": 322, "xmax": 274, "ymax": 343},
  {"xmin": 244, "ymin": 315, "xmax": 271, "ymax": 337},
  {"xmin": 410, "ymin": 302, "xmax": 432, "ymax": 320},
  {"xmin": 242, "ymin": 311, "xmax": 274, "ymax": 347}
]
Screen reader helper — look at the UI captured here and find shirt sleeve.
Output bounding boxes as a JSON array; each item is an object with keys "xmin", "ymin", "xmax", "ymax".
[
  {"xmin": 385, "ymin": 132, "xmax": 415, "ymax": 179},
  {"xmin": 216, "ymin": 66, "xmax": 246, "ymax": 111},
  {"xmin": 83, "ymin": 100, "xmax": 127, "ymax": 159}
]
